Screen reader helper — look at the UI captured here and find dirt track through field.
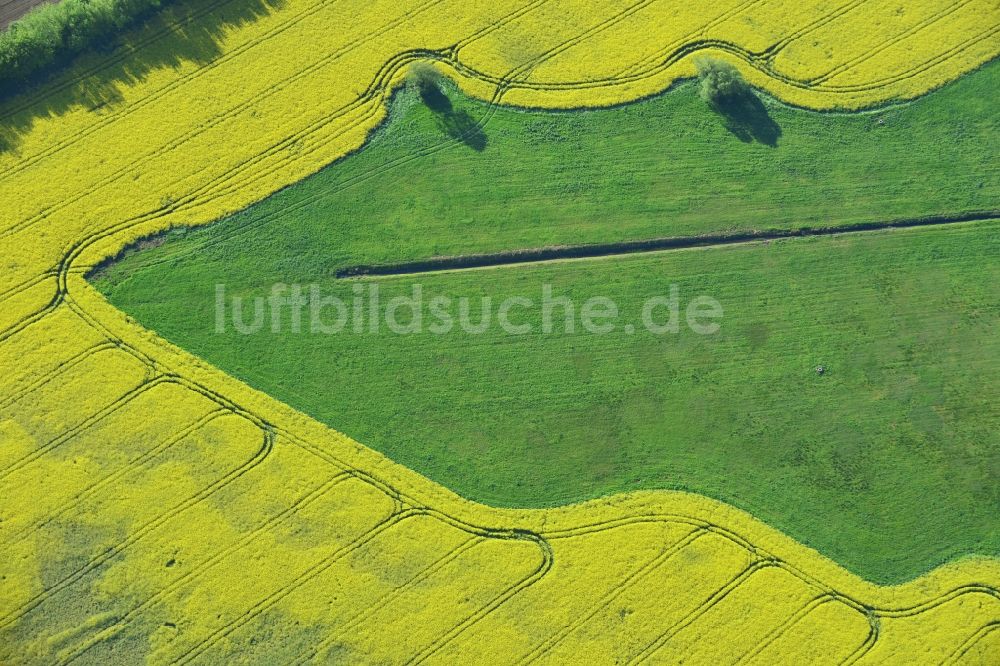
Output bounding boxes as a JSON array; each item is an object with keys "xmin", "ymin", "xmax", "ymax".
[
  {"xmin": 336, "ymin": 209, "xmax": 1000, "ymax": 278},
  {"xmin": 0, "ymin": 0, "xmax": 56, "ymax": 30}
]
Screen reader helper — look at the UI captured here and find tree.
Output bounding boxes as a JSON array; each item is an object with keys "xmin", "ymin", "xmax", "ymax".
[
  {"xmin": 406, "ymin": 62, "xmax": 442, "ymax": 97},
  {"xmin": 694, "ymin": 57, "xmax": 781, "ymax": 146},
  {"xmin": 695, "ymin": 57, "xmax": 750, "ymax": 108},
  {"xmin": 0, "ymin": 0, "xmax": 175, "ymax": 95},
  {"xmin": 406, "ymin": 61, "xmax": 455, "ymax": 115},
  {"xmin": 404, "ymin": 62, "xmax": 487, "ymax": 150}
]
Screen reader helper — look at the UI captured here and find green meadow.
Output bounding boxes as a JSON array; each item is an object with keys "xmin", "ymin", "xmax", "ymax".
[{"xmin": 93, "ymin": 62, "xmax": 1000, "ymax": 583}]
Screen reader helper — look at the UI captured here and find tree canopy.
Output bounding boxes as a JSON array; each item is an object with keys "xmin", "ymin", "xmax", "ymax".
[
  {"xmin": 0, "ymin": 0, "xmax": 175, "ymax": 94},
  {"xmin": 696, "ymin": 57, "xmax": 750, "ymax": 107}
]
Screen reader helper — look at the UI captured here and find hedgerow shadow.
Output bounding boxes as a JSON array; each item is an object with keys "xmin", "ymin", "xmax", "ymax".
[{"xmin": 0, "ymin": 0, "xmax": 284, "ymax": 154}]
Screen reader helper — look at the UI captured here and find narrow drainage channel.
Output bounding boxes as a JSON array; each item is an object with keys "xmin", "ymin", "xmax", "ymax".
[{"xmin": 335, "ymin": 209, "xmax": 999, "ymax": 278}]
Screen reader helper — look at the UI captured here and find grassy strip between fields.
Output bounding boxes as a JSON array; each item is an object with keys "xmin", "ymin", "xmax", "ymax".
[{"xmin": 94, "ymin": 62, "xmax": 1000, "ymax": 583}]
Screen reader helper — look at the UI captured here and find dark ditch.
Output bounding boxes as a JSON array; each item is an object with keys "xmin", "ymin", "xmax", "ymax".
[{"xmin": 336, "ymin": 209, "xmax": 999, "ymax": 278}]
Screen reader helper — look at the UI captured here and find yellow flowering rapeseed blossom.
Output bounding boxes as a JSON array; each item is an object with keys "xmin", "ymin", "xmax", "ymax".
[{"xmin": 1, "ymin": 0, "xmax": 998, "ymax": 662}]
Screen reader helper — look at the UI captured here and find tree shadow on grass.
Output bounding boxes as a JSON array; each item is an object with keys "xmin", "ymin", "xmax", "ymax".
[
  {"xmin": 0, "ymin": 0, "xmax": 284, "ymax": 154},
  {"xmin": 418, "ymin": 81, "xmax": 452, "ymax": 114},
  {"xmin": 711, "ymin": 89, "xmax": 782, "ymax": 147},
  {"xmin": 418, "ymin": 80, "xmax": 488, "ymax": 152}
]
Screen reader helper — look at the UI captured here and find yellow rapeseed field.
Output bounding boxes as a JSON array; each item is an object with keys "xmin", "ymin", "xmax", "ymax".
[{"xmin": 1, "ymin": 0, "xmax": 998, "ymax": 662}]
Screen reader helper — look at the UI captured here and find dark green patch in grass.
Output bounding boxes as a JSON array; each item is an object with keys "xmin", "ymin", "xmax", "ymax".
[{"xmin": 93, "ymin": 62, "xmax": 1000, "ymax": 584}]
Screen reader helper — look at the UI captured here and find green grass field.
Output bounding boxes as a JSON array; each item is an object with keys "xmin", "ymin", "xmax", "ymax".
[{"xmin": 93, "ymin": 62, "xmax": 999, "ymax": 584}]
